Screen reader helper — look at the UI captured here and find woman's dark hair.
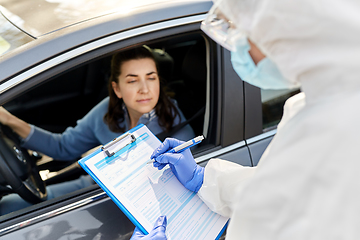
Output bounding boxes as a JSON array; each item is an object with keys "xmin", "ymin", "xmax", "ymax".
[{"xmin": 104, "ymin": 46, "xmax": 180, "ymax": 133}]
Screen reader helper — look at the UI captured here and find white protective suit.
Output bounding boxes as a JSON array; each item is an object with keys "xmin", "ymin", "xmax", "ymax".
[{"xmin": 198, "ymin": 0, "xmax": 360, "ymax": 239}]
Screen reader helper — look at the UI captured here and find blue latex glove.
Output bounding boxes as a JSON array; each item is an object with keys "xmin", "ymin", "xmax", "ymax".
[
  {"xmin": 130, "ymin": 216, "xmax": 167, "ymax": 240},
  {"xmin": 150, "ymin": 138, "xmax": 204, "ymax": 193}
]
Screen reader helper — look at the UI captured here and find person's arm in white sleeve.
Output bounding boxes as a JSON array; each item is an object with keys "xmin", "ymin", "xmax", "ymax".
[{"xmin": 198, "ymin": 159, "xmax": 256, "ymax": 218}]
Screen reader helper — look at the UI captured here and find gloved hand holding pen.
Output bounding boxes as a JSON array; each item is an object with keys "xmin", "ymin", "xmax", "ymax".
[{"xmin": 150, "ymin": 138, "xmax": 204, "ymax": 193}]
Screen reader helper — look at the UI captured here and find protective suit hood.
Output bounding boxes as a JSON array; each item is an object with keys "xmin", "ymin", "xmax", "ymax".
[{"xmin": 216, "ymin": 0, "xmax": 360, "ymax": 103}]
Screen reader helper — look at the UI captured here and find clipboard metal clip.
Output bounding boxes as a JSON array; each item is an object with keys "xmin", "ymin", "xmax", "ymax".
[{"xmin": 101, "ymin": 133, "xmax": 136, "ymax": 157}]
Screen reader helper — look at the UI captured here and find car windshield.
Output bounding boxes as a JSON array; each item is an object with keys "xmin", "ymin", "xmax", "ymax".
[
  {"xmin": 0, "ymin": 6, "xmax": 33, "ymax": 57},
  {"xmin": 0, "ymin": 0, "xmax": 175, "ymax": 38}
]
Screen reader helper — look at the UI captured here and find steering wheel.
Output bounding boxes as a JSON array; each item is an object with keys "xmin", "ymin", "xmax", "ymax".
[{"xmin": 0, "ymin": 123, "xmax": 47, "ymax": 204}]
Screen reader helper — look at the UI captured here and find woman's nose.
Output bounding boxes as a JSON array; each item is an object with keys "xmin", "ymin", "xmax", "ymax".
[{"xmin": 139, "ymin": 80, "xmax": 149, "ymax": 93}]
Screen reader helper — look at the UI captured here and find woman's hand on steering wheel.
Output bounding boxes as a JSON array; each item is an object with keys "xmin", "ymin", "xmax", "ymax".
[
  {"xmin": 0, "ymin": 107, "xmax": 31, "ymax": 139},
  {"xmin": 0, "ymin": 123, "xmax": 47, "ymax": 203},
  {"xmin": 0, "ymin": 107, "xmax": 12, "ymax": 126}
]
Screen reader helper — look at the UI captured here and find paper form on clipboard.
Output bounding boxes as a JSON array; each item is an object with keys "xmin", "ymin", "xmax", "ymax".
[{"xmin": 78, "ymin": 124, "xmax": 228, "ymax": 240}]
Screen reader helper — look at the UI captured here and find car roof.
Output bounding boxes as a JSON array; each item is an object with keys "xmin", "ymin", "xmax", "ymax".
[{"xmin": 0, "ymin": 0, "xmax": 208, "ymax": 38}]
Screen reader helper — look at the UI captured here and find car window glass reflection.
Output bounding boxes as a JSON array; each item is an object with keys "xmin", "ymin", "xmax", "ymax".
[
  {"xmin": 261, "ymin": 88, "xmax": 301, "ymax": 131},
  {"xmin": 0, "ymin": 6, "xmax": 34, "ymax": 56}
]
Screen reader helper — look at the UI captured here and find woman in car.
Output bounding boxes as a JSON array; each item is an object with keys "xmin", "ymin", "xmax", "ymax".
[{"xmin": 0, "ymin": 46, "xmax": 195, "ymax": 214}]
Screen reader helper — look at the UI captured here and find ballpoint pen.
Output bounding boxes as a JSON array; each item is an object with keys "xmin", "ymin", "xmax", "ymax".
[{"xmin": 147, "ymin": 135, "xmax": 204, "ymax": 164}]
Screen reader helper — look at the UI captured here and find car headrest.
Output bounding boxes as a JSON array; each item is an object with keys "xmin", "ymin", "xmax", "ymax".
[
  {"xmin": 152, "ymin": 48, "xmax": 174, "ymax": 83},
  {"xmin": 181, "ymin": 40, "xmax": 206, "ymax": 84}
]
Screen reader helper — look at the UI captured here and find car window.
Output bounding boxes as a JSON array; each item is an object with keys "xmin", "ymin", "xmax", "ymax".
[
  {"xmin": 4, "ymin": 34, "xmax": 209, "ymax": 136},
  {"xmin": 261, "ymin": 88, "xmax": 301, "ymax": 131}
]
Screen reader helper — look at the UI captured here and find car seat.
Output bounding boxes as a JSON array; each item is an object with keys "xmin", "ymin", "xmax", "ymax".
[{"xmin": 174, "ymin": 39, "xmax": 207, "ymax": 136}]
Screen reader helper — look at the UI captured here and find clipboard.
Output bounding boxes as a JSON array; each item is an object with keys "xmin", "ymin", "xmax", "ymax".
[{"xmin": 78, "ymin": 124, "xmax": 228, "ymax": 240}]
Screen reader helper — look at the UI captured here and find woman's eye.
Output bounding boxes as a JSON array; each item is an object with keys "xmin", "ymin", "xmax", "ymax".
[
  {"xmin": 128, "ymin": 79, "xmax": 137, "ymax": 83},
  {"xmin": 148, "ymin": 75, "xmax": 157, "ymax": 80}
]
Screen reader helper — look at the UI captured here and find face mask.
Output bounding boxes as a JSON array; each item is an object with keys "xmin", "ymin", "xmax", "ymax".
[{"xmin": 231, "ymin": 39, "xmax": 300, "ymax": 90}]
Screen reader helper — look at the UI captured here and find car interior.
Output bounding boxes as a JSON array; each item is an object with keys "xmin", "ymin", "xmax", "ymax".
[{"xmin": 0, "ymin": 32, "xmax": 211, "ymax": 213}]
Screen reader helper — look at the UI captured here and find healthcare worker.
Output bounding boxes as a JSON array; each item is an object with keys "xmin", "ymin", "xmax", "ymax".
[{"xmin": 150, "ymin": 0, "xmax": 360, "ymax": 239}]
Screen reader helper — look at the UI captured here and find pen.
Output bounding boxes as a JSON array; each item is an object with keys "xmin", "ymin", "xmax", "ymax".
[{"xmin": 147, "ymin": 135, "xmax": 204, "ymax": 164}]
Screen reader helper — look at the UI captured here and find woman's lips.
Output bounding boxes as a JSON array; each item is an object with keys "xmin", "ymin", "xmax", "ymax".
[{"xmin": 137, "ymin": 98, "xmax": 152, "ymax": 103}]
